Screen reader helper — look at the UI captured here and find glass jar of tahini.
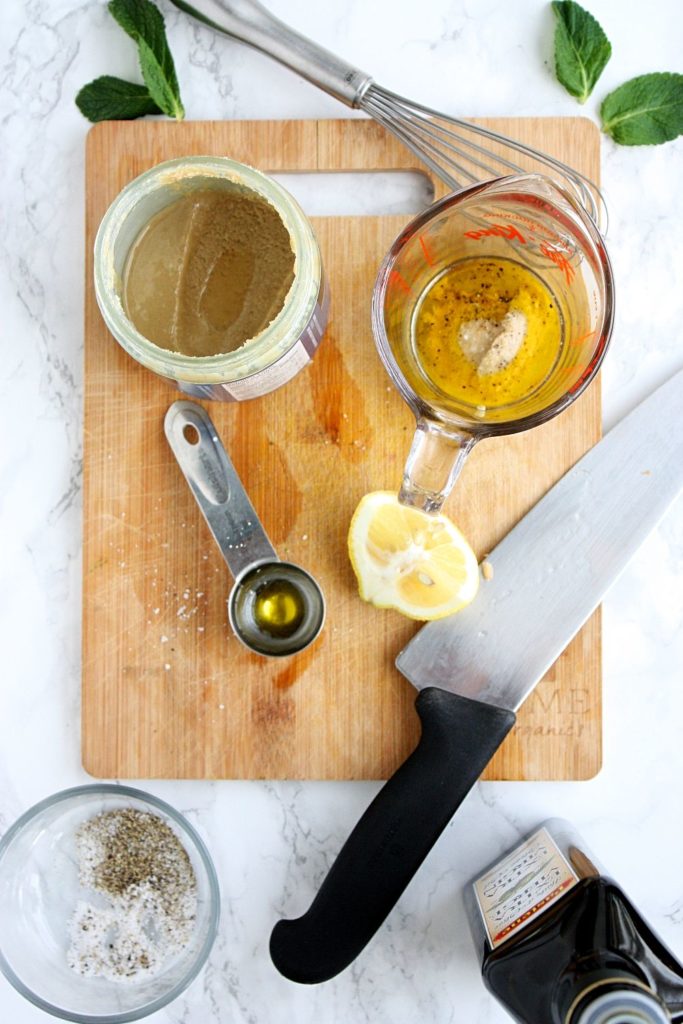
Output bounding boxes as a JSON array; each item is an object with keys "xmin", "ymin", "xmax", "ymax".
[{"xmin": 94, "ymin": 156, "xmax": 329, "ymax": 401}]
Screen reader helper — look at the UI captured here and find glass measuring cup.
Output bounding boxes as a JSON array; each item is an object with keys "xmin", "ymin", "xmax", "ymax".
[
  {"xmin": 372, "ymin": 173, "xmax": 614, "ymax": 513},
  {"xmin": 165, "ymin": 401, "xmax": 325, "ymax": 657}
]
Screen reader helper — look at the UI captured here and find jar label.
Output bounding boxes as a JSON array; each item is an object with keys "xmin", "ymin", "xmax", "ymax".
[
  {"xmin": 176, "ymin": 281, "xmax": 329, "ymax": 403},
  {"xmin": 473, "ymin": 827, "xmax": 580, "ymax": 949}
]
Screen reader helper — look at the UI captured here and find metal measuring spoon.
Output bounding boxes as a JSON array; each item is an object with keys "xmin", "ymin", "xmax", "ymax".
[{"xmin": 164, "ymin": 401, "xmax": 325, "ymax": 658}]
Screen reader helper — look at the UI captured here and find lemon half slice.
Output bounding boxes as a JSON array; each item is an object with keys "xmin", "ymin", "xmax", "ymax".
[{"xmin": 347, "ymin": 491, "xmax": 479, "ymax": 621}]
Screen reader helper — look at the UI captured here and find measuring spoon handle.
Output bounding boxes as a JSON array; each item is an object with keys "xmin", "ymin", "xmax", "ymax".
[{"xmin": 164, "ymin": 400, "xmax": 277, "ymax": 580}]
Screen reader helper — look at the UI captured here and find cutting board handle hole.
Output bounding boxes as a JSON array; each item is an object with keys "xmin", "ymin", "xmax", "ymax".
[
  {"xmin": 268, "ymin": 171, "xmax": 435, "ymax": 217},
  {"xmin": 183, "ymin": 424, "xmax": 200, "ymax": 445}
]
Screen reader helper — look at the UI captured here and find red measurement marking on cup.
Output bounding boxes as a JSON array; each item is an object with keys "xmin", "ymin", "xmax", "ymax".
[
  {"xmin": 540, "ymin": 241, "xmax": 575, "ymax": 285},
  {"xmin": 555, "ymin": 364, "xmax": 592, "ymax": 393},
  {"xmin": 388, "ymin": 269, "xmax": 412, "ymax": 296},
  {"xmin": 569, "ymin": 330, "xmax": 596, "ymax": 349},
  {"xmin": 569, "ymin": 364, "xmax": 596, "ymax": 394},
  {"xmin": 419, "ymin": 235, "xmax": 436, "ymax": 266},
  {"xmin": 513, "ymin": 216, "xmax": 548, "ymax": 239},
  {"xmin": 463, "ymin": 223, "xmax": 527, "ymax": 244},
  {"xmin": 480, "ymin": 209, "xmax": 549, "ymax": 242},
  {"xmin": 554, "ymin": 365, "xmax": 584, "ymax": 383}
]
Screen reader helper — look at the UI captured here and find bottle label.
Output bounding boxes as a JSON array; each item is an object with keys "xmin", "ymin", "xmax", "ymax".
[
  {"xmin": 473, "ymin": 826, "xmax": 580, "ymax": 949},
  {"xmin": 175, "ymin": 280, "xmax": 330, "ymax": 403}
]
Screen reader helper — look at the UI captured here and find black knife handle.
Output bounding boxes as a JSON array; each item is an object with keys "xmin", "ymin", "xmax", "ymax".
[{"xmin": 269, "ymin": 687, "xmax": 516, "ymax": 983}]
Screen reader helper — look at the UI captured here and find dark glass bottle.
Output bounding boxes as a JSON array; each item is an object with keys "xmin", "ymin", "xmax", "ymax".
[{"xmin": 466, "ymin": 821, "xmax": 683, "ymax": 1024}]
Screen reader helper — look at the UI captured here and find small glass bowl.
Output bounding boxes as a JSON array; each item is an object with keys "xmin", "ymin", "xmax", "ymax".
[{"xmin": 0, "ymin": 785, "xmax": 220, "ymax": 1023}]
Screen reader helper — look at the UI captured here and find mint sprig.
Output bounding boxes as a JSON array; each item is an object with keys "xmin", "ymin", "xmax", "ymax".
[
  {"xmin": 549, "ymin": 2, "xmax": 682, "ymax": 147},
  {"xmin": 109, "ymin": 0, "xmax": 185, "ymax": 120},
  {"xmin": 76, "ymin": 0, "xmax": 184, "ymax": 123},
  {"xmin": 601, "ymin": 73, "xmax": 683, "ymax": 146},
  {"xmin": 76, "ymin": 76, "xmax": 162, "ymax": 122},
  {"xmin": 551, "ymin": 0, "xmax": 611, "ymax": 104}
]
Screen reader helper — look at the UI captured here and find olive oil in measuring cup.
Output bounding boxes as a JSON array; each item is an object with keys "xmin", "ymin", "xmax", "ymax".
[
  {"xmin": 371, "ymin": 172, "xmax": 614, "ymax": 512},
  {"xmin": 412, "ymin": 256, "xmax": 563, "ymax": 410}
]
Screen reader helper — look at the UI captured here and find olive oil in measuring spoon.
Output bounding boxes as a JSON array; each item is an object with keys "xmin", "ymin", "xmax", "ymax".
[
  {"xmin": 230, "ymin": 561, "xmax": 325, "ymax": 657},
  {"xmin": 165, "ymin": 401, "xmax": 325, "ymax": 659},
  {"xmin": 253, "ymin": 578, "xmax": 306, "ymax": 638}
]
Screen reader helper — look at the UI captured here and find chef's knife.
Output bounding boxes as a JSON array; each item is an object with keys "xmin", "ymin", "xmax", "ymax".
[{"xmin": 270, "ymin": 368, "xmax": 683, "ymax": 984}]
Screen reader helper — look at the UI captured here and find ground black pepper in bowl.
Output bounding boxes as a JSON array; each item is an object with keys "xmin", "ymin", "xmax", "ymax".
[
  {"xmin": 0, "ymin": 785, "xmax": 219, "ymax": 1021},
  {"xmin": 68, "ymin": 809, "xmax": 198, "ymax": 981}
]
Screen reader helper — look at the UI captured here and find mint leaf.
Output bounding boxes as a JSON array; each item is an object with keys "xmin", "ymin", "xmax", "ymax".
[
  {"xmin": 601, "ymin": 73, "xmax": 683, "ymax": 145},
  {"xmin": 108, "ymin": 0, "xmax": 185, "ymax": 120},
  {"xmin": 551, "ymin": 0, "xmax": 611, "ymax": 103},
  {"xmin": 75, "ymin": 76, "xmax": 162, "ymax": 122},
  {"xmin": 136, "ymin": 37, "xmax": 185, "ymax": 120}
]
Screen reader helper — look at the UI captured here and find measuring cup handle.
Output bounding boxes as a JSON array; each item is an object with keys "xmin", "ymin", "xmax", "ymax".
[
  {"xmin": 164, "ymin": 400, "xmax": 277, "ymax": 579},
  {"xmin": 399, "ymin": 418, "xmax": 476, "ymax": 513}
]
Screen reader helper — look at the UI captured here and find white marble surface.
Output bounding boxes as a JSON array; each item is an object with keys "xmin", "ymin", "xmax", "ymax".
[{"xmin": 1, "ymin": 0, "xmax": 683, "ymax": 1020}]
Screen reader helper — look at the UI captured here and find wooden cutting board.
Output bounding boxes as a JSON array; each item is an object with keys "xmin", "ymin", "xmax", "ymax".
[{"xmin": 83, "ymin": 117, "xmax": 602, "ymax": 780}]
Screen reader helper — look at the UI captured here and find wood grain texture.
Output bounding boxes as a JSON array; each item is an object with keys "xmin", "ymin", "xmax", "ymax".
[{"xmin": 83, "ymin": 117, "xmax": 602, "ymax": 780}]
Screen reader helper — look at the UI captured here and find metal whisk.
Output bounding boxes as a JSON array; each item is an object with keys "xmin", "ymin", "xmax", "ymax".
[{"xmin": 171, "ymin": 0, "xmax": 607, "ymax": 232}]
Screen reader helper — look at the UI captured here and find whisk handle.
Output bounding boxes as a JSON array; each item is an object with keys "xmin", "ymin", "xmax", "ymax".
[{"xmin": 169, "ymin": 0, "xmax": 372, "ymax": 106}]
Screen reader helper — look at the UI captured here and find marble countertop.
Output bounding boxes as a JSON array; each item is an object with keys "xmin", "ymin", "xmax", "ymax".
[{"xmin": 2, "ymin": 0, "xmax": 682, "ymax": 1021}]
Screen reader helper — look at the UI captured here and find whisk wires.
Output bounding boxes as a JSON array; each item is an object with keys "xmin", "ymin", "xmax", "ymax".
[{"xmin": 361, "ymin": 84, "xmax": 608, "ymax": 234}]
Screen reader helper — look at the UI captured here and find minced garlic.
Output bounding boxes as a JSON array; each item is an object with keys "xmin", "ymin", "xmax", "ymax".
[
  {"xmin": 413, "ymin": 256, "xmax": 562, "ymax": 408},
  {"xmin": 459, "ymin": 309, "xmax": 528, "ymax": 377}
]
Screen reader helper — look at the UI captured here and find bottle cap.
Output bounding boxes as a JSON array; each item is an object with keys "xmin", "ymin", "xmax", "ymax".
[{"xmin": 574, "ymin": 989, "xmax": 670, "ymax": 1024}]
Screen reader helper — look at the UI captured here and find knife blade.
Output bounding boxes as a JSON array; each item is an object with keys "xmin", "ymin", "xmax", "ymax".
[{"xmin": 270, "ymin": 368, "xmax": 683, "ymax": 985}]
